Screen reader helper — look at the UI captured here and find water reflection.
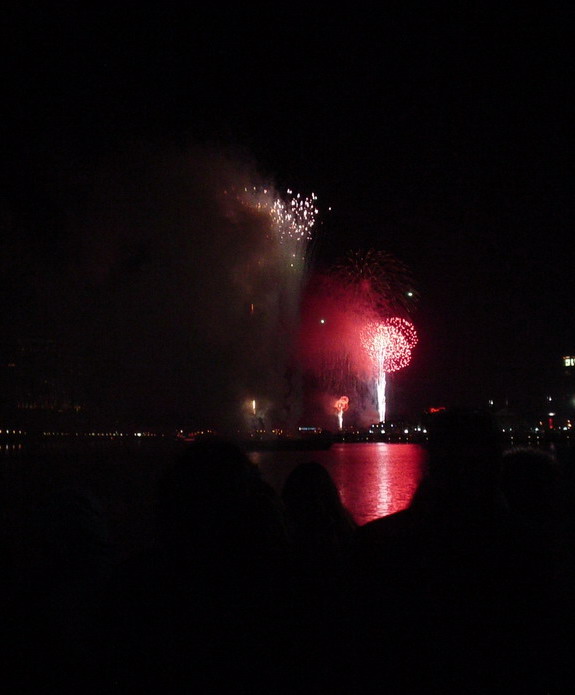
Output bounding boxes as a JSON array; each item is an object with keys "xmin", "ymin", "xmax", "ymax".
[
  {"xmin": 252, "ymin": 442, "xmax": 427, "ymax": 526},
  {"xmin": 0, "ymin": 441, "xmax": 427, "ymax": 527},
  {"xmin": 1, "ymin": 443, "xmax": 23, "ymax": 455}
]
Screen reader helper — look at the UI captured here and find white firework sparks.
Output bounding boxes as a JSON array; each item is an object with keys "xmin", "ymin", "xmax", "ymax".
[
  {"xmin": 361, "ymin": 318, "xmax": 418, "ymax": 423},
  {"xmin": 241, "ymin": 186, "xmax": 318, "ymax": 270},
  {"xmin": 233, "ymin": 184, "xmax": 318, "ymax": 431}
]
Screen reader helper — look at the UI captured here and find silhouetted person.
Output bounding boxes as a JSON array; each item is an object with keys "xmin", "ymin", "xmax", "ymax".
[
  {"xmin": 499, "ymin": 446, "xmax": 575, "ymax": 689},
  {"xmin": 281, "ymin": 462, "xmax": 357, "ymax": 688},
  {"xmin": 15, "ymin": 485, "xmax": 113, "ymax": 690},
  {"xmin": 350, "ymin": 408, "xmax": 548, "ymax": 693},
  {"xmin": 501, "ymin": 446, "xmax": 561, "ymax": 527},
  {"xmin": 104, "ymin": 436, "xmax": 295, "ymax": 693},
  {"xmin": 282, "ymin": 461, "xmax": 356, "ymax": 575},
  {"xmin": 0, "ymin": 466, "xmax": 21, "ymax": 687}
]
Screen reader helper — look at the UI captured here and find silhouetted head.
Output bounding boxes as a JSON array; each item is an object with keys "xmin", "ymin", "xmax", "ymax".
[
  {"xmin": 501, "ymin": 447, "xmax": 560, "ymax": 524},
  {"xmin": 282, "ymin": 461, "xmax": 355, "ymax": 540},
  {"xmin": 424, "ymin": 407, "xmax": 503, "ymax": 499},
  {"xmin": 158, "ymin": 436, "xmax": 262, "ymax": 541},
  {"xmin": 40, "ymin": 486, "xmax": 110, "ymax": 557},
  {"xmin": 34, "ymin": 486, "xmax": 111, "ymax": 575}
]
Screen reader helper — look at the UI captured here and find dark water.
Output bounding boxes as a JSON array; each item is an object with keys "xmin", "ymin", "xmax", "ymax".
[
  {"xmin": 0, "ymin": 441, "xmax": 427, "ymax": 566},
  {"xmin": 251, "ymin": 442, "xmax": 428, "ymax": 525}
]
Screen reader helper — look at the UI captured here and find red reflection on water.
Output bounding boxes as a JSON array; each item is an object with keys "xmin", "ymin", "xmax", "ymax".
[
  {"xmin": 252, "ymin": 442, "xmax": 428, "ymax": 526},
  {"xmin": 325, "ymin": 443, "xmax": 427, "ymax": 525}
]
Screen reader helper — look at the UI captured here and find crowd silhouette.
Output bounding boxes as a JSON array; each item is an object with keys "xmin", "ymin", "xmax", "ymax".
[{"xmin": 2, "ymin": 409, "xmax": 575, "ymax": 692}]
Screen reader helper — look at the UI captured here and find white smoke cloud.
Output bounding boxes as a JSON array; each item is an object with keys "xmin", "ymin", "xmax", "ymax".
[{"xmin": 46, "ymin": 140, "xmax": 316, "ymax": 431}]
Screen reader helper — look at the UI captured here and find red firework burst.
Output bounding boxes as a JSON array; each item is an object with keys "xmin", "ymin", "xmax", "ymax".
[
  {"xmin": 334, "ymin": 395, "xmax": 350, "ymax": 412},
  {"xmin": 361, "ymin": 318, "xmax": 418, "ymax": 374},
  {"xmin": 330, "ymin": 249, "xmax": 419, "ymax": 316}
]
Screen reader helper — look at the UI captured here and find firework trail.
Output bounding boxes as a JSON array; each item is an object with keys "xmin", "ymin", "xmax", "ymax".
[
  {"xmin": 232, "ymin": 185, "xmax": 318, "ymax": 429},
  {"xmin": 329, "ymin": 250, "xmax": 418, "ymax": 423},
  {"xmin": 298, "ymin": 247, "xmax": 418, "ymax": 426},
  {"xmin": 361, "ymin": 318, "xmax": 418, "ymax": 422},
  {"xmin": 235, "ymin": 185, "xmax": 318, "ymax": 335},
  {"xmin": 334, "ymin": 395, "xmax": 349, "ymax": 430}
]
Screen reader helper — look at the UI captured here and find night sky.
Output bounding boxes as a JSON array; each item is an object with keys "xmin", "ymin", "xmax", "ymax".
[{"xmin": 1, "ymin": 5, "xmax": 573, "ymax": 425}]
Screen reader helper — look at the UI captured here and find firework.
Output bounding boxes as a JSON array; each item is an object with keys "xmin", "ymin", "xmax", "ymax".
[
  {"xmin": 239, "ymin": 186, "xmax": 318, "ymax": 272},
  {"xmin": 232, "ymin": 185, "xmax": 318, "ymax": 430},
  {"xmin": 331, "ymin": 248, "xmax": 418, "ymax": 317},
  {"xmin": 334, "ymin": 395, "xmax": 350, "ymax": 430},
  {"xmin": 361, "ymin": 318, "xmax": 418, "ymax": 422}
]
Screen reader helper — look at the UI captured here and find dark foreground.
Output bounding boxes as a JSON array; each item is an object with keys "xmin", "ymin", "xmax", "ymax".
[{"xmin": 2, "ymin": 416, "xmax": 575, "ymax": 693}]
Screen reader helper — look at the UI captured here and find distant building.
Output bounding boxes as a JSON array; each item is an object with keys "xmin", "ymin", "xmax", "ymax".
[
  {"xmin": 540, "ymin": 356, "xmax": 575, "ymax": 430},
  {"xmin": 561, "ymin": 355, "xmax": 575, "ymax": 413},
  {"xmin": 0, "ymin": 338, "xmax": 84, "ymax": 424}
]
